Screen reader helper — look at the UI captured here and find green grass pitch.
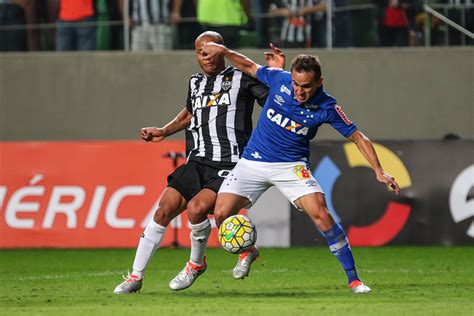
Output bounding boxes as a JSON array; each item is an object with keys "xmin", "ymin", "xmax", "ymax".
[{"xmin": 1, "ymin": 247, "xmax": 473, "ymax": 315}]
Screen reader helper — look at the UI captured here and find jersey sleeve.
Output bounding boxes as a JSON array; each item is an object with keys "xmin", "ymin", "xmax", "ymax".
[
  {"xmin": 326, "ymin": 104, "xmax": 357, "ymax": 138},
  {"xmin": 256, "ymin": 66, "xmax": 284, "ymax": 86},
  {"xmin": 247, "ymin": 76, "xmax": 269, "ymax": 107}
]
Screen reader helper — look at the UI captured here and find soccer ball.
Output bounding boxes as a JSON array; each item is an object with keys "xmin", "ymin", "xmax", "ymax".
[{"xmin": 218, "ymin": 215, "xmax": 257, "ymax": 254}]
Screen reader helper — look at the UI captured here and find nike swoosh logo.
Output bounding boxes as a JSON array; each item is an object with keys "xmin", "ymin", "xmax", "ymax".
[{"xmin": 225, "ymin": 225, "xmax": 240, "ymax": 241}]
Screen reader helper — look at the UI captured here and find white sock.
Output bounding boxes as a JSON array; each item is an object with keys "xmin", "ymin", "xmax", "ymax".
[
  {"xmin": 131, "ymin": 220, "xmax": 166, "ymax": 278},
  {"xmin": 189, "ymin": 218, "xmax": 211, "ymax": 266}
]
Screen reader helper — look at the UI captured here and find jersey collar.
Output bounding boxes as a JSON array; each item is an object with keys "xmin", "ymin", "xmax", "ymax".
[{"xmin": 293, "ymin": 85, "xmax": 324, "ymax": 109}]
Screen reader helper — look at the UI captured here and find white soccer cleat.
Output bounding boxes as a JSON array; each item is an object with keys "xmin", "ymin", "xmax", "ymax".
[
  {"xmin": 233, "ymin": 247, "xmax": 259, "ymax": 279},
  {"xmin": 169, "ymin": 258, "xmax": 207, "ymax": 291},
  {"xmin": 349, "ymin": 280, "xmax": 372, "ymax": 293},
  {"xmin": 113, "ymin": 271, "xmax": 143, "ymax": 294}
]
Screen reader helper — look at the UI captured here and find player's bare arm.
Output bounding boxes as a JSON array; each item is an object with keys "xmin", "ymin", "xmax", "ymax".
[
  {"xmin": 141, "ymin": 107, "xmax": 192, "ymax": 143},
  {"xmin": 348, "ymin": 130, "xmax": 401, "ymax": 195},
  {"xmin": 202, "ymin": 42, "xmax": 285, "ymax": 78}
]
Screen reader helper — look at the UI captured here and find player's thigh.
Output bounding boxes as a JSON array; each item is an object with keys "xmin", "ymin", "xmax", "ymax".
[
  {"xmin": 294, "ymin": 192, "xmax": 328, "ymax": 217},
  {"xmin": 167, "ymin": 162, "xmax": 202, "ymax": 202},
  {"xmin": 294, "ymin": 192, "xmax": 334, "ymax": 231},
  {"xmin": 218, "ymin": 158, "xmax": 271, "ymax": 207},
  {"xmin": 214, "ymin": 193, "xmax": 253, "ymax": 226},
  {"xmin": 271, "ymin": 162, "xmax": 324, "ymax": 207},
  {"xmin": 187, "ymin": 188, "xmax": 217, "ymax": 223},
  {"xmin": 153, "ymin": 186, "xmax": 187, "ymax": 226}
]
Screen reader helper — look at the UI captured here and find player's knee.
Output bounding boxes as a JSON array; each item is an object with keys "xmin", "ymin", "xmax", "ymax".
[
  {"xmin": 213, "ymin": 206, "xmax": 226, "ymax": 227},
  {"xmin": 152, "ymin": 205, "xmax": 175, "ymax": 226},
  {"xmin": 305, "ymin": 198, "xmax": 331, "ymax": 222},
  {"xmin": 187, "ymin": 200, "xmax": 209, "ymax": 221}
]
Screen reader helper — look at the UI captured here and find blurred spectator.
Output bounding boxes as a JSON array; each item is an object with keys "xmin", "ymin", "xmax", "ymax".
[
  {"xmin": 380, "ymin": 0, "xmax": 409, "ymax": 46},
  {"xmin": 197, "ymin": 0, "xmax": 250, "ymax": 48},
  {"xmin": 311, "ymin": 0, "xmax": 327, "ymax": 48},
  {"xmin": 252, "ymin": 0, "xmax": 272, "ymax": 48},
  {"xmin": 36, "ymin": 0, "xmax": 57, "ymax": 50},
  {"xmin": 129, "ymin": 0, "xmax": 171, "ymax": 51},
  {"xmin": 96, "ymin": 0, "xmax": 123, "ymax": 50},
  {"xmin": 170, "ymin": 0, "xmax": 200, "ymax": 49},
  {"xmin": 96, "ymin": 0, "xmax": 110, "ymax": 50},
  {"xmin": 351, "ymin": 0, "xmax": 379, "ymax": 47},
  {"xmin": 333, "ymin": 0, "xmax": 353, "ymax": 47},
  {"xmin": 415, "ymin": 12, "xmax": 442, "ymax": 45},
  {"xmin": 56, "ymin": 0, "xmax": 96, "ymax": 51},
  {"xmin": 0, "ymin": 0, "xmax": 27, "ymax": 51},
  {"xmin": 269, "ymin": 0, "xmax": 327, "ymax": 48}
]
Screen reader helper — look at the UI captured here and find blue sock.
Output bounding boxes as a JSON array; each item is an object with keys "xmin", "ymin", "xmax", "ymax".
[{"xmin": 322, "ymin": 223, "xmax": 359, "ymax": 284}]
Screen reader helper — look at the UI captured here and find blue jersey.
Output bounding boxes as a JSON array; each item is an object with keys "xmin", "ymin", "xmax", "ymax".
[{"xmin": 242, "ymin": 66, "xmax": 357, "ymax": 162}]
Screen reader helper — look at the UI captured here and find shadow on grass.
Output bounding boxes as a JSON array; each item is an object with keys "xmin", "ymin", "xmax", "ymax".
[{"xmin": 137, "ymin": 289, "xmax": 339, "ymax": 299}]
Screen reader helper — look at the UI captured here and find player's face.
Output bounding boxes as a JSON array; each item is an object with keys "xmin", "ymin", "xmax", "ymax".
[
  {"xmin": 195, "ymin": 37, "xmax": 225, "ymax": 76},
  {"xmin": 291, "ymin": 70, "xmax": 323, "ymax": 103}
]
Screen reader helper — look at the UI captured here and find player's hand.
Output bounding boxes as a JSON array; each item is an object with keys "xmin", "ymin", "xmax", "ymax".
[
  {"xmin": 376, "ymin": 170, "xmax": 401, "ymax": 195},
  {"xmin": 140, "ymin": 127, "xmax": 166, "ymax": 143},
  {"xmin": 202, "ymin": 42, "xmax": 226, "ymax": 60},
  {"xmin": 264, "ymin": 43, "xmax": 285, "ymax": 69},
  {"xmin": 170, "ymin": 12, "xmax": 181, "ymax": 24}
]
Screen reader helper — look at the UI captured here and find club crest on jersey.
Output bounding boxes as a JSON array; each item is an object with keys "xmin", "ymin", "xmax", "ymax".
[
  {"xmin": 293, "ymin": 165, "xmax": 311, "ymax": 179},
  {"xmin": 192, "ymin": 93, "xmax": 231, "ymax": 109},
  {"xmin": 222, "ymin": 79, "xmax": 232, "ymax": 91},
  {"xmin": 280, "ymin": 85, "xmax": 291, "ymax": 95},
  {"xmin": 335, "ymin": 105, "xmax": 352, "ymax": 125},
  {"xmin": 266, "ymin": 109, "xmax": 309, "ymax": 135}
]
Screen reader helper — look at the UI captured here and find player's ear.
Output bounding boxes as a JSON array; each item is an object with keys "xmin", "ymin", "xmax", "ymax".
[{"xmin": 317, "ymin": 77, "xmax": 324, "ymax": 87}]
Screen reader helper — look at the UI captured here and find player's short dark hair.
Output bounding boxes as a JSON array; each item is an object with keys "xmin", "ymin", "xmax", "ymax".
[
  {"xmin": 291, "ymin": 55, "xmax": 322, "ymax": 80},
  {"xmin": 196, "ymin": 31, "xmax": 224, "ymax": 45}
]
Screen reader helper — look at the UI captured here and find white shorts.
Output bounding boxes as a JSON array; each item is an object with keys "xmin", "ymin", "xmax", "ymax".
[
  {"xmin": 132, "ymin": 24, "xmax": 172, "ymax": 52},
  {"xmin": 219, "ymin": 158, "xmax": 324, "ymax": 208}
]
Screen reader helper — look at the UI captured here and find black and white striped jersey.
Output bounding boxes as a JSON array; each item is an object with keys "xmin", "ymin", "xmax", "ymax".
[
  {"xmin": 131, "ymin": 0, "xmax": 170, "ymax": 25},
  {"xmin": 185, "ymin": 66, "xmax": 268, "ymax": 168},
  {"xmin": 272, "ymin": 0, "xmax": 321, "ymax": 44}
]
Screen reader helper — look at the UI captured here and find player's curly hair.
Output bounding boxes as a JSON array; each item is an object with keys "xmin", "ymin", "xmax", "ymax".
[{"xmin": 291, "ymin": 55, "xmax": 322, "ymax": 80}]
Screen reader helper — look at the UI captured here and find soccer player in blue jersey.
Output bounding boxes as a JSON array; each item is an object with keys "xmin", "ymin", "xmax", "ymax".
[{"xmin": 202, "ymin": 42, "xmax": 401, "ymax": 293}]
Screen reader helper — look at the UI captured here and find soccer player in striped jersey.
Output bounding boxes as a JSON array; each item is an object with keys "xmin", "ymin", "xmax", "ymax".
[
  {"xmin": 202, "ymin": 42, "xmax": 401, "ymax": 293},
  {"xmin": 113, "ymin": 31, "xmax": 285, "ymax": 294}
]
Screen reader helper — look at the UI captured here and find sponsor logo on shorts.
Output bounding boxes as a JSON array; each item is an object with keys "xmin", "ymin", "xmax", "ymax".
[
  {"xmin": 251, "ymin": 151, "xmax": 262, "ymax": 159},
  {"xmin": 218, "ymin": 170, "xmax": 231, "ymax": 177},
  {"xmin": 293, "ymin": 165, "xmax": 311, "ymax": 179},
  {"xmin": 305, "ymin": 179, "xmax": 318, "ymax": 187}
]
